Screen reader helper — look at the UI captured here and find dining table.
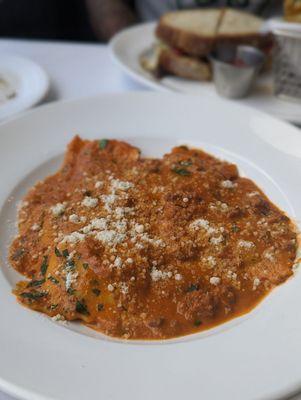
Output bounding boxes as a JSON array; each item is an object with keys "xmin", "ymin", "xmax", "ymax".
[{"xmin": 0, "ymin": 38, "xmax": 300, "ymax": 400}]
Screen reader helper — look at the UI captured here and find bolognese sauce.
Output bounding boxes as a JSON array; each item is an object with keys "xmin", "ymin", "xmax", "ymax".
[{"xmin": 9, "ymin": 137, "xmax": 298, "ymax": 339}]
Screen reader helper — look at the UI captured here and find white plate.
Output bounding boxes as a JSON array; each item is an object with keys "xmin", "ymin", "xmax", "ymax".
[
  {"xmin": 110, "ymin": 23, "xmax": 301, "ymax": 124},
  {"xmin": 1, "ymin": 92, "xmax": 301, "ymax": 400},
  {"xmin": 0, "ymin": 54, "xmax": 49, "ymax": 120}
]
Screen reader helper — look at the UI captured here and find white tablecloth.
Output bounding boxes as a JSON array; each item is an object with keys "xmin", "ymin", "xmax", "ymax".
[
  {"xmin": 0, "ymin": 39, "xmax": 145, "ymax": 104},
  {"xmin": 0, "ymin": 39, "xmax": 299, "ymax": 400},
  {"xmin": 0, "ymin": 38, "xmax": 145, "ymax": 400}
]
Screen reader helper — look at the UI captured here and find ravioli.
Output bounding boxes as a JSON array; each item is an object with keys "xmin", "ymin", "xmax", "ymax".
[{"xmin": 9, "ymin": 137, "xmax": 298, "ymax": 339}]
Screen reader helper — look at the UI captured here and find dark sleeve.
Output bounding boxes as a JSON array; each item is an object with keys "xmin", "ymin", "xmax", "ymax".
[
  {"xmin": 226, "ymin": 0, "xmax": 282, "ymax": 17},
  {"xmin": 251, "ymin": 0, "xmax": 283, "ymax": 16},
  {"xmin": 85, "ymin": 0, "xmax": 137, "ymax": 42},
  {"xmin": 260, "ymin": 0, "xmax": 283, "ymax": 17}
]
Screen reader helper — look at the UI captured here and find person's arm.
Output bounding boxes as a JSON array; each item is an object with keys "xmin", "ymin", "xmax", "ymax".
[
  {"xmin": 85, "ymin": 0, "xmax": 137, "ymax": 42},
  {"xmin": 257, "ymin": 0, "xmax": 283, "ymax": 17}
]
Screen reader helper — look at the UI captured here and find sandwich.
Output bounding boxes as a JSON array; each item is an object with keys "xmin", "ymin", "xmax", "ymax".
[{"xmin": 141, "ymin": 8, "xmax": 269, "ymax": 81}]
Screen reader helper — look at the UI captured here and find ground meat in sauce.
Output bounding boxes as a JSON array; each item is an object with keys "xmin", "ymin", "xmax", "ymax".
[{"xmin": 9, "ymin": 137, "xmax": 298, "ymax": 340}]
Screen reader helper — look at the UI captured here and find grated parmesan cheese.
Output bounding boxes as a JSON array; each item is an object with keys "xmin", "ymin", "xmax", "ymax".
[
  {"xmin": 115, "ymin": 207, "xmax": 134, "ymax": 218},
  {"xmin": 227, "ymin": 270, "xmax": 237, "ymax": 280},
  {"xmin": 69, "ymin": 214, "xmax": 80, "ymax": 223},
  {"xmin": 51, "ymin": 314, "xmax": 66, "ymax": 322},
  {"xmin": 65, "ymin": 271, "xmax": 78, "ymax": 290},
  {"xmin": 95, "ymin": 230, "xmax": 126, "ymax": 246},
  {"xmin": 210, "ymin": 235, "xmax": 224, "ymax": 245},
  {"xmin": 190, "ymin": 218, "xmax": 219, "ymax": 236},
  {"xmin": 90, "ymin": 218, "xmax": 107, "ymax": 230},
  {"xmin": 206, "ymin": 256, "xmax": 216, "ymax": 267},
  {"xmin": 50, "ymin": 202, "xmax": 67, "ymax": 216},
  {"xmin": 210, "ymin": 276, "xmax": 221, "ymax": 285},
  {"xmin": 119, "ymin": 282, "xmax": 129, "ymax": 294},
  {"xmin": 61, "ymin": 231, "xmax": 85, "ymax": 244},
  {"xmin": 95, "ymin": 181, "xmax": 104, "ymax": 189},
  {"xmin": 264, "ymin": 250, "xmax": 275, "ymax": 261},
  {"xmin": 135, "ymin": 224, "xmax": 144, "ymax": 234},
  {"xmin": 81, "ymin": 196, "xmax": 98, "ymax": 208},
  {"xmin": 253, "ymin": 278, "xmax": 261, "ymax": 290},
  {"xmin": 31, "ymin": 223, "xmax": 40, "ymax": 231},
  {"xmin": 238, "ymin": 240, "xmax": 255, "ymax": 249},
  {"xmin": 113, "ymin": 256, "xmax": 122, "ymax": 268},
  {"xmin": 190, "ymin": 218, "xmax": 210, "ymax": 230},
  {"xmin": 221, "ymin": 180, "xmax": 237, "ymax": 189},
  {"xmin": 150, "ymin": 267, "xmax": 172, "ymax": 281},
  {"xmin": 111, "ymin": 179, "xmax": 133, "ymax": 191},
  {"xmin": 107, "ymin": 284, "xmax": 115, "ymax": 292},
  {"xmin": 175, "ymin": 273, "xmax": 182, "ymax": 281},
  {"xmin": 247, "ymin": 191, "xmax": 259, "ymax": 198}
]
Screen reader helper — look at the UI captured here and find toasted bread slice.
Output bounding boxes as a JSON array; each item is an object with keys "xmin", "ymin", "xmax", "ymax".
[
  {"xmin": 140, "ymin": 43, "xmax": 211, "ymax": 81},
  {"xmin": 217, "ymin": 8, "xmax": 266, "ymax": 48},
  {"xmin": 218, "ymin": 8, "xmax": 263, "ymax": 37},
  {"xmin": 144, "ymin": 9, "xmax": 268, "ymax": 82},
  {"xmin": 159, "ymin": 47, "xmax": 211, "ymax": 81},
  {"xmin": 156, "ymin": 8, "xmax": 266, "ymax": 57},
  {"xmin": 156, "ymin": 9, "xmax": 222, "ymax": 56}
]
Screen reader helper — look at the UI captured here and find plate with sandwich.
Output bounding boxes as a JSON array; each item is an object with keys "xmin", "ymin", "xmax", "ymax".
[{"xmin": 110, "ymin": 8, "xmax": 301, "ymax": 124}]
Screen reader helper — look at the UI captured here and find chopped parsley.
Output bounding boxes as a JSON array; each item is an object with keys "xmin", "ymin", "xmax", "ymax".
[
  {"xmin": 12, "ymin": 248, "xmax": 25, "ymax": 261},
  {"xmin": 187, "ymin": 284, "xmax": 199, "ymax": 292},
  {"xmin": 54, "ymin": 247, "xmax": 62, "ymax": 257},
  {"xmin": 92, "ymin": 288, "xmax": 101, "ymax": 296},
  {"xmin": 27, "ymin": 279, "xmax": 45, "ymax": 288},
  {"xmin": 194, "ymin": 320, "xmax": 202, "ymax": 327},
  {"xmin": 62, "ymin": 249, "xmax": 69, "ymax": 258},
  {"xmin": 50, "ymin": 304, "xmax": 58, "ymax": 310},
  {"xmin": 20, "ymin": 291, "xmax": 47, "ymax": 300},
  {"xmin": 67, "ymin": 288, "xmax": 76, "ymax": 295},
  {"xmin": 75, "ymin": 300, "xmax": 90, "ymax": 315},
  {"xmin": 83, "ymin": 263, "xmax": 89, "ymax": 270},
  {"xmin": 40, "ymin": 256, "xmax": 48, "ymax": 276},
  {"xmin": 48, "ymin": 276, "xmax": 59, "ymax": 284},
  {"xmin": 99, "ymin": 139, "xmax": 108, "ymax": 150},
  {"xmin": 231, "ymin": 225, "xmax": 240, "ymax": 233},
  {"xmin": 172, "ymin": 167, "xmax": 191, "ymax": 176},
  {"xmin": 97, "ymin": 303, "xmax": 104, "ymax": 312}
]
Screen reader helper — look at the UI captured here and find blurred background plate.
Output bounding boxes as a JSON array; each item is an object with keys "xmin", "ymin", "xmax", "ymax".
[
  {"xmin": 0, "ymin": 54, "xmax": 49, "ymax": 120},
  {"xmin": 110, "ymin": 22, "xmax": 301, "ymax": 124}
]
